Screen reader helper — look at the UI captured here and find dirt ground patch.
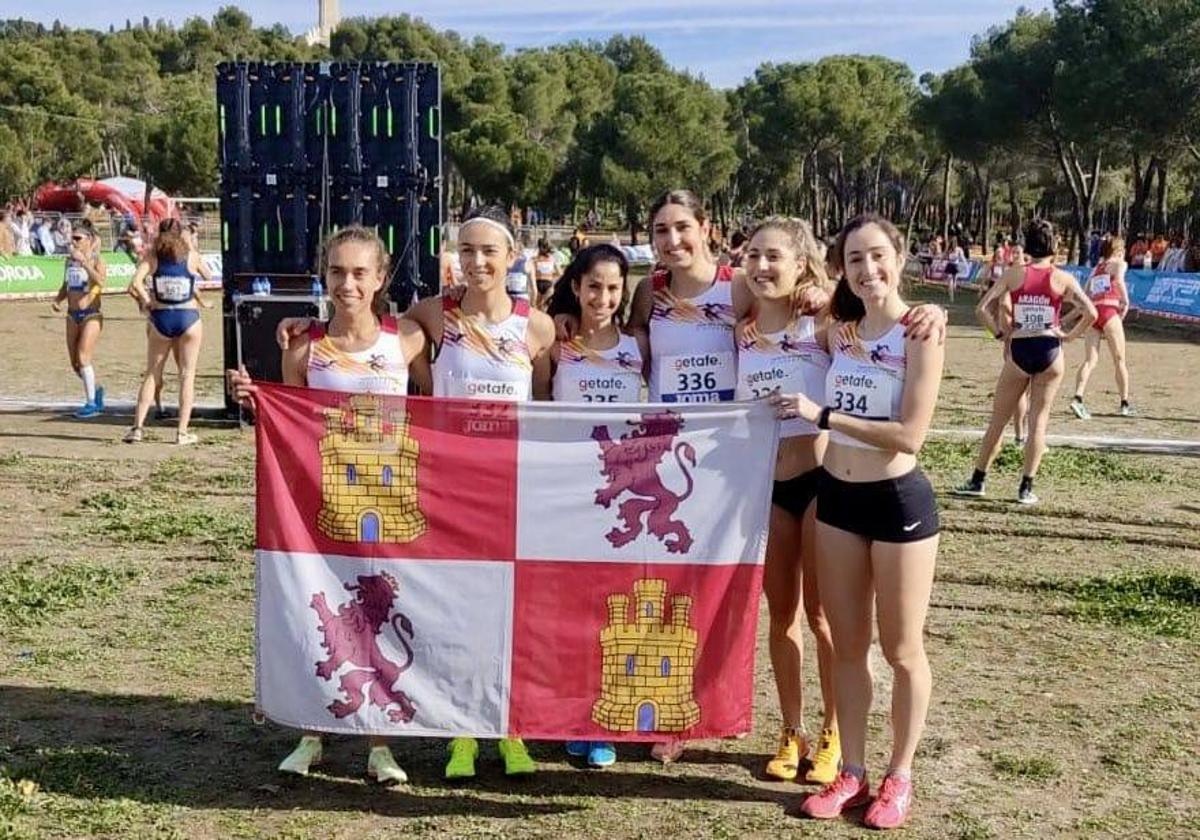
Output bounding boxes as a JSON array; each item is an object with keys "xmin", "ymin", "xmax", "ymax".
[{"xmin": 2, "ymin": 288, "xmax": 1199, "ymax": 839}]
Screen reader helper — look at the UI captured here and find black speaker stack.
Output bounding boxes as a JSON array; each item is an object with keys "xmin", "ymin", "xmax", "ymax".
[{"xmin": 216, "ymin": 61, "xmax": 442, "ymax": 411}]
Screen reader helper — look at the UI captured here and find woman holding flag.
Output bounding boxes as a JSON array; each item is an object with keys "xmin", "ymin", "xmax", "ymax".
[
  {"xmin": 405, "ymin": 206, "xmax": 556, "ymax": 778},
  {"xmin": 545, "ymin": 242, "xmax": 647, "ymax": 769},
  {"xmin": 277, "ymin": 206, "xmax": 555, "ymax": 779},
  {"xmin": 229, "ymin": 225, "xmax": 428, "ymax": 786}
]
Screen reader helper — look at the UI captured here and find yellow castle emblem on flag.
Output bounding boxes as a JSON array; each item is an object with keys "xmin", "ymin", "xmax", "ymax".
[
  {"xmin": 317, "ymin": 395, "xmax": 425, "ymax": 544},
  {"xmin": 592, "ymin": 578, "xmax": 700, "ymax": 733}
]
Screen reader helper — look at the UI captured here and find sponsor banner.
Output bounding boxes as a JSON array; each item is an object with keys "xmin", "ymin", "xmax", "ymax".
[
  {"xmin": 914, "ymin": 258, "xmax": 1200, "ymax": 323},
  {"xmin": 0, "ymin": 252, "xmax": 222, "ymax": 299},
  {"xmin": 253, "ymin": 383, "xmax": 778, "ymax": 739},
  {"xmin": 1063, "ymin": 266, "xmax": 1200, "ymax": 324}
]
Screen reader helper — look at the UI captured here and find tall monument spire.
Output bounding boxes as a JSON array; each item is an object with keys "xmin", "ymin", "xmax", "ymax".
[{"xmin": 306, "ymin": 0, "xmax": 342, "ymax": 46}]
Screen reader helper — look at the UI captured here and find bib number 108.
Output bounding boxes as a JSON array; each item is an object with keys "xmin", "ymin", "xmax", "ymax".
[{"xmin": 831, "ymin": 390, "xmax": 868, "ymax": 414}]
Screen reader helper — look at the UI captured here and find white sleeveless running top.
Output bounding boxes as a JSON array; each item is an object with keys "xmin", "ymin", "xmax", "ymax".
[
  {"xmin": 736, "ymin": 314, "xmax": 830, "ymax": 437},
  {"xmin": 647, "ymin": 265, "xmax": 737, "ymax": 402},
  {"xmin": 306, "ymin": 315, "xmax": 409, "ymax": 395},
  {"xmin": 433, "ymin": 296, "xmax": 533, "ymax": 401},
  {"xmin": 825, "ymin": 319, "xmax": 907, "ymax": 450},
  {"xmin": 65, "ymin": 261, "xmax": 90, "ymax": 291},
  {"xmin": 552, "ymin": 332, "xmax": 643, "ymax": 403}
]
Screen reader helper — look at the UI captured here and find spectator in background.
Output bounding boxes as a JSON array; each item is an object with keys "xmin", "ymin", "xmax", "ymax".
[
  {"xmin": 568, "ymin": 226, "xmax": 588, "ymax": 256},
  {"xmin": 1150, "ymin": 232, "xmax": 1168, "ymax": 268},
  {"xmin": 0, "ymin": 211, "xmax": 14, "ymax": 257},
  {"xmin": 52, "ymin": 218, "xmax": 73, "ymax": 255},
  {"xmin": 117, "ymin": 219, "xmax": 144, "ymax": 260},
  {"xmin": 32, "ymin": 216, "xmax": 56, "ymax": 256},
  {"xmin": 945, "ymin": 236, "xmax": 966, "ymax": 301},
  {"xmin": 10, "ymin": 209, "xmax": 33, "ymax": 256},
  {"xmin": 1087, "ymin": 231, "xmax": 1102, "ymax": 267},
  {"xmin": 1160, "ymin": 236, "xmax": 1186, "ymax": 273},
  {"xmin": 1185, "ymin": 237, "xmax": 1200, "ymax": 273},
  {"xmin": 727, "ymin": 230, "xmax": 748, "ymax": 268},
  {"xmin": 1128, "ymin": 234, "xmax": 1149, "ymax": 266},
  {"xmin": 709, "ymin": 227, "xmax": 727, "ymax": 264}
]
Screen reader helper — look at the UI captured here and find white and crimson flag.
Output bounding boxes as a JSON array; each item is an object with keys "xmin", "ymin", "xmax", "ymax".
[{"xmin": 254, "ymin": 383, "xmax": 779, "ymax": 740}]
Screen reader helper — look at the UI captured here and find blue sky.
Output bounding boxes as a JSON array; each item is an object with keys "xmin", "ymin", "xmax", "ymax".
[{"xmin": 27, "ymin": 1, "xmax": 1050, "ymax": 88}]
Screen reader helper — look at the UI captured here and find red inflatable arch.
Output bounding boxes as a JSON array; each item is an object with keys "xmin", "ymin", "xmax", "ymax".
[{"xmin": 33, "ymin": 177, "xmax": 178, "ymax": 226}]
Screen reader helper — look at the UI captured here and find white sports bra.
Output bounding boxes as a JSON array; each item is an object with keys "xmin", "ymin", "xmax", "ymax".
[
  {"xmin": 306, "ymin": 315, "xmax": 409, "ymax": 395},
  {"xmin": 736, "ymin": 314, "xmax": 830, "ymax": 437},
  {"xmin": 433, "ymin": 296, "xmax": 533, "ymax": 401},
  {"xmin": 825, "ymin": 319, "xmax": 907, "ymax": 450},
  {"xmin": 552, "ymin": 331, "xmax": 643, "ymax": 403}
]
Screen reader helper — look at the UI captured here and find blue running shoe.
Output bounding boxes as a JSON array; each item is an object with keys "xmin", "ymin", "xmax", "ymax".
[
  {"xmin": 94, "ymin": 386, "xmax": 105, "ymax": 411},
  {"xmin": 74, "ymin": 402, "xmax": 101, "ymax": 419},
  {"xmin": 565, "ymin": 741, "xmax": 590, "ymax": 758},
  {"xmin": 587, "ymin": 742, "xmax": 616, "ymax": 768}
]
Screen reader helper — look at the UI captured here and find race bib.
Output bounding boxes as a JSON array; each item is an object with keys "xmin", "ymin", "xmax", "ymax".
[
  {"xmin": 442, "ymin": 375, "xmax": 531, "ymax": 403},
  {"xmin": 736, "ymin": 357, "xmax": 808, "ymax": 401},
  {"xmin": 1013, "ymin": 303, "xmax": 1055, "ymax": 332},
  {"xmin": 828, "ymin": 366, "xmax": 893, "ymax": 418},
  {"xmin": 65, "ymin": 266, "xmax": 89, "ymax": 290},
  {"xmin": 658, "ymin": 351, "xmax": 735, "ymax": 403},
  {"xmin": 574, "ymin": 371, "xmax": 640, "ymax": 403},
  {"xmin": 1090, "ymin": 275, "xmax": 1112, "ymax": 295},
  {"xmin": 155, "ymin": 275, "xmax": 191, "ymax": 302}
]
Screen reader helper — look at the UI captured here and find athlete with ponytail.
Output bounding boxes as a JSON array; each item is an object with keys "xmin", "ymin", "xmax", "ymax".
[
  {"xmin": 735, "ymin": 218, "xmax": 841, "ymax": 785},
  {"xmin": 229, "ymin": 225, "xmax": 428, "ymax": 786},
  {"xmin": 772, "ymin": 214, "xmax": 945, "ymax": 830}
]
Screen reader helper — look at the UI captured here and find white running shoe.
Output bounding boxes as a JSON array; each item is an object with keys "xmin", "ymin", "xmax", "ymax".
[
  {"xmin": 367, "ymin": 745, "xmax": 408, "ymax": 785},
  {"xmin": 278, "ymin": 735, "xmax": 323, "ymax": 776}
]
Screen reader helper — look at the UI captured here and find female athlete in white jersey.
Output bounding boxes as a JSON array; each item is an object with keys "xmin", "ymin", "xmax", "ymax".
[
  {"xmin": 273, "ymin": 209, "xmax": 555, "ymax": 781},
  {"xmin": 404, "ymin": 206, "xmax": 555, "ymax": 779},
  {"xmin": 627, "ymin": 190, "xmax": 746, "ymax": 407},
  {"xmin": 549, "ymin": 243, "xmax": 647, "ymax": 406},
  {"xmin": 772, "ymin": 214, "xmax": 944, "ymax": 830},
  {"xmin": 229, "ymin": 226, "xmax": 428, "ymax": 787},
  {"xmin": 545, "ymin": 243, "xmax": 646, "ymax": 769},
  {"xmin": 735, "ymin": 218, "xmax": 841, "ymax": 785}
]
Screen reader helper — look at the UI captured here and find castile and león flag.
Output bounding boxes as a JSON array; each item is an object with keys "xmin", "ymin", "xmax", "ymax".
[{"xmin": 253, "ymin": 383, "xmax": 779, "ymax": 740}]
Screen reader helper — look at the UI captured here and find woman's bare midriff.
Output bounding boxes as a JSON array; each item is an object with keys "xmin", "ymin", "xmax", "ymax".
[
  {"xmin": 822, "ymin": 442, "xmax": 917, "ymax": 482},
  {"xmin": 774, "ymin": 433, "xmax": 826, "ymax": 481}
]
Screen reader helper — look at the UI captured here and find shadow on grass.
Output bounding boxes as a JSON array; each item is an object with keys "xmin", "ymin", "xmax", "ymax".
[{"xmin": 2, "ymin": 687, "xmax": 793, "ymax": 818}]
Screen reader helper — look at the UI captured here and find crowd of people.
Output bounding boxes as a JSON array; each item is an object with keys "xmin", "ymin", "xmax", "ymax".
[
  {"xmin": 33, "ymin": 183, "xmax": 1164, "ymax": 829},
  {"xmin": 0, "ymin": 203, "xmax": 195, "ymax": 260}
]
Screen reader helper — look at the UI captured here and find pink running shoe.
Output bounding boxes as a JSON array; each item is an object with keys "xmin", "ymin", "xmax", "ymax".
[
  {"xmin": 800, "ymin": 770, "xmax": 870, "ymax": 819},
  {"xmin": 864, "ymin": 773, "xmax": 913, "ymax": 830}
]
